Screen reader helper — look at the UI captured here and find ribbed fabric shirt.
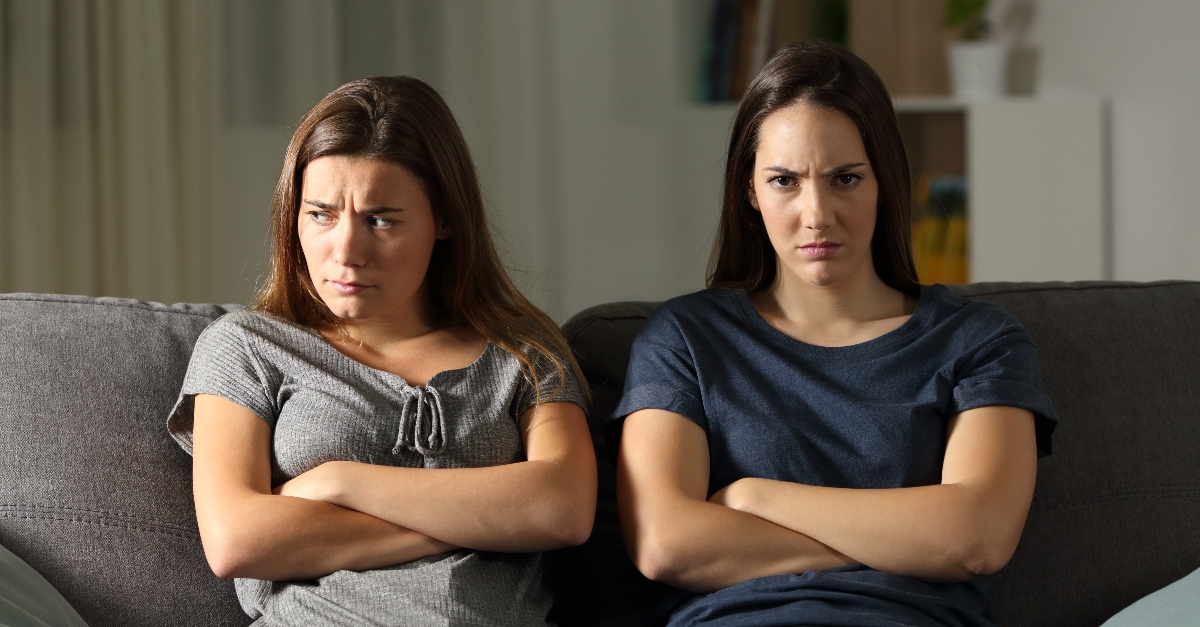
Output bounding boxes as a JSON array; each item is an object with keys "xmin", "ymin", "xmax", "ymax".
[{"xmin": 168, "ymin": 311, "xmax": 585, "ymax": 627}]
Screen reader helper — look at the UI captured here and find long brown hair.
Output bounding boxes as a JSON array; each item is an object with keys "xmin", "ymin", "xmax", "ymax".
[
  {"xmin": 254, "ymin": 76, "xmax": 585, "ymax": 404},
  {"xmin": 707, "ymin": 40, "xmax": 920, "ymax": 296}
]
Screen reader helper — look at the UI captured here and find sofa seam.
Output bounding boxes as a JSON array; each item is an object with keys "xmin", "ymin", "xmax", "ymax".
[
  {"xmin": 0, "ymin": 295, "xmax": 232, "ymax": 319},
  {"xmin": 0, "ymin": 504, "xmax": 196, "ymax": 535},
  {"xmin": 0, "ymin": 512, "xmax": 201, "ymax": 539},
  {"xmin": 1032, "ymin": 489, "xmax": 1200, "ymax": 514},
  {"xmin": 959, "ymin": 281, "xmax": 1199, "ymax": 298}
]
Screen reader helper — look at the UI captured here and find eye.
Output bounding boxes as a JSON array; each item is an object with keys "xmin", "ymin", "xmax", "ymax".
[
  {"xmin": 306, "ymin": 210, "xmax": 333, "ymax": 225},
  {"xmin": 767, "ymin": 175, "xmax": 797, "ymax": 188},
  {"xmin": 368, "ymin": 215, "xmax": 396, "ymax": 228},
  {"xmin": 834, "ymin": 173, "xmax": 862, "ymax": 187}
]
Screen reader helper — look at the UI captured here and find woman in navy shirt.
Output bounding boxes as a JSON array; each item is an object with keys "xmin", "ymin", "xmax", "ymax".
[{"xmin": 614, "ymin": 41, "xmax": 1057, "ymax": 626}]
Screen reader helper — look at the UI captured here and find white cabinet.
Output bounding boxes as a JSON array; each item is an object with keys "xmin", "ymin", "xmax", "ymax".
[{"xmin": 896, "ymin": 95, "xmax": 1109, "ymax": 282}]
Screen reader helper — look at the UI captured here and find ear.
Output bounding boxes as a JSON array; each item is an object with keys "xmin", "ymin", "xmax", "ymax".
[
  {"xmin": 435, "ymin": 218, "xmax": 453, "ymax": 240},
  {"xmin": 747, "ymin": 179, "xmax": 760, "ymax": 211}
]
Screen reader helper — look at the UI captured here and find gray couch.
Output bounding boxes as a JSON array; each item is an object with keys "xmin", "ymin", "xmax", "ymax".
[{"xmin": 1, "ymin": 282, "xmax": 1198, "ymax": 627}]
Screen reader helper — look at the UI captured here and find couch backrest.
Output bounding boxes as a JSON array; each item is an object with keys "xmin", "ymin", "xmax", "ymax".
[
  {"xmin": 0, "ymin": 294, "xmax": 249, "ymax": 627},
  {"xmin": 3, "ymin": 283, "xmax": 1198, "ymax": 627},
  {"xmin": 550, "ymin": 281, "xmax": 1200, "ymax": 627}
]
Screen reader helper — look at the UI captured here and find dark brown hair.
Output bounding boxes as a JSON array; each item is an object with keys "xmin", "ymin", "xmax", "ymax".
[
  {"xmin": 707, "ymin": 40, "xmax": 921, "ymax": 295},
  {"xmin": 254, "ymin": 76, "xmax": 585, "ymax": 404}
]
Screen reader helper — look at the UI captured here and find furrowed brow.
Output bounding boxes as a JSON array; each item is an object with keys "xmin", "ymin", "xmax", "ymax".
[{"xmin": 821, "ymin": 162, "xmax": 867, "ymax": 177}]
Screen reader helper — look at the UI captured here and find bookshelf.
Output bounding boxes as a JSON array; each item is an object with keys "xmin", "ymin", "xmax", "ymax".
[{"xmin": 896, "ymin": 94, "xmax": 1109, "ymax": 282}]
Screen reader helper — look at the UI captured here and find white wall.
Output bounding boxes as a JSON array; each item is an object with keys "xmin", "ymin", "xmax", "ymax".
[
  {"xmin": 1025, "ymin": 0, "xmax": 1200, "ymax": 281},
  {"xmin": 442, "ymin": 0, "xmax": 731, "ymax": 320}
]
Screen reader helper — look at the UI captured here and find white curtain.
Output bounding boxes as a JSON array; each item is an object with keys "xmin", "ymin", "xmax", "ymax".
[
  {"xmin": 0, "ymin": 0, "xmax": 728, "ymax": 316},
  {"xmin": 0, "ymin": 0, "xmax": 222, "ymax": 302}
]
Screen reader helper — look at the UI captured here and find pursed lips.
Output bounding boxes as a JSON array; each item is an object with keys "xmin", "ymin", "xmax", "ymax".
[
  {"xmin": 328, "ymin": 280, "xmax": 370, "ymax": 294},
  {"xmin": 798, "ymin": 242, "xmax": 841, "ymax": 258}
]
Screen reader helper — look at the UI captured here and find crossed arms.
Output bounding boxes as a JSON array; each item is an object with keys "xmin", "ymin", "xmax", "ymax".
[
  {"xmin": 191, "ymin": 394, "xmax": 597, "ymax": 581},
  {"xmin": 616, "ymin": 405, "xmax": 1037, "ymax": 592}
]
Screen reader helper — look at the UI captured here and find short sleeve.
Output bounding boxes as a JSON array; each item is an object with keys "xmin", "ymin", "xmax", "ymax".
[
  {"xmin": 166, "ymin": 314, "xmax": 279, "ymax": 455},
  {"xmin": 612, "ymin": 310, "xmax": 706, "ymax": 430},
  {"xmin": 513, "ymin": 346, "xmax": 588, "ymax": 419},
  {"xmin": 948, "ymin": 315, "xmax": 1059, "ymax": 457}
]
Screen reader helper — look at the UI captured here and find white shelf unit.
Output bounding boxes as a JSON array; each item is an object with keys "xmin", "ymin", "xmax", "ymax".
[{"xmin": 895, "ymin": 95, "xmax": 1109, "ymax": 282}]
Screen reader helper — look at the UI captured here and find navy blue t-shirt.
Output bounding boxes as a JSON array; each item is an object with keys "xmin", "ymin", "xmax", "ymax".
[{"xmin": 612, "ymin": 284, "xmax": 1058, "ymax": 626}]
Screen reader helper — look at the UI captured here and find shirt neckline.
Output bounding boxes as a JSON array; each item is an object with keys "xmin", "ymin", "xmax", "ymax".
[
  {"xmin": 733, "ymin": 284, "xmax": 934, "ymax": 359},
  {"xmin": 297, "ymin": 323, "xmax": 496, "ymax": 388}
]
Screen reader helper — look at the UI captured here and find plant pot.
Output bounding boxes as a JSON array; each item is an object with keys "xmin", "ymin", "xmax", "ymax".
[{"xmin": 947, "ymin": 41, "xmax": 1008, "ymax": 100}]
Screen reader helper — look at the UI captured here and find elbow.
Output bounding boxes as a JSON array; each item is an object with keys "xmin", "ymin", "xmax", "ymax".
[
  {"xmin": 544, "ymin": 493, "xmax": 597, "ymax": 548},
  {"xmin": 627, "ymin": 527, "xmax": 687, "ymax": 586},
  {"xmin": 944, "ymin": 529, "xmax": 1020, "ymax": 580},
  {"xmin": 957, "ymin": 542, "xmax": 1016, "ymax": 578},
  {"xmin": 199, "ymin": 522, "xmax": 260, "ymax": 580},
  {"xmin": 202, "ymin": 533, "xmax": 248, "ymax": 580},
  {"xmin": 556, "ymin": 513, "xmax": 595, "ymax": 548}
]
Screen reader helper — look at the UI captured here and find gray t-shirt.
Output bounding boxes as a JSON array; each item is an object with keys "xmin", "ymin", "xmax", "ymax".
[{"xmin": 168, "ymin": 311, "xmax": 585, "ymax": 627}]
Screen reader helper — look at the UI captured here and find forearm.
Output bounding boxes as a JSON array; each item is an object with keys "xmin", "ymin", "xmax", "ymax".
[
  {"xmin": 626, "ymin": 494, "xmax": 853, "ymax": 592},
  {"xmin": 719, "ymin": 480, "xmax": 1017, "ymax": 581},
  {"xmin": 295, "ymin": 459, "xmax": 595, "ymax": 553},
  {"xmin": 717, "ymin": 407, "xmax": 1038, "ymax": 582},
  {"xmin": 199, "ymin": 489, "xmax": 453, "ymax": 581}
]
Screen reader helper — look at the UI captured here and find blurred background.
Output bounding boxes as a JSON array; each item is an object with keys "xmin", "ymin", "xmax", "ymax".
[{"xmin": 1, "ymin": 0, "xmax": 1199, "ymax": 320}]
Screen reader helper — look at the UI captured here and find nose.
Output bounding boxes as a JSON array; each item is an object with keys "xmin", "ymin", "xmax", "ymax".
[
  {"xmin": 331, "ymin": 216, "xmax": 367, "ymax": 267},
  {"xmin": 801, "ymin": 182, "xmax": 834, "ymax": 231}
]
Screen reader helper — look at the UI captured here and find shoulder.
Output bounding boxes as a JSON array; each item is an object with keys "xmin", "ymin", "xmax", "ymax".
[
  {"xmin": 638, "ymin": 288, "xmax": 747, "ymax": 344},
  {"xmin": 191, "ymin": 310, "xmax": 321, "ymax": 364},
  {"xmin": 921, "ymin": 284, "xmax": 1032, "ymax": 346}
]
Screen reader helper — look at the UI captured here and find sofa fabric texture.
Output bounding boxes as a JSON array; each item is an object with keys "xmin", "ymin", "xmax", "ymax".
[
  {"xmin": 0, "ymin": 294, "xmax": 248, "ymax": 626},
  {"xmin": 0, "ymin": 282, "xmax": 1197, "ymax": 627}
]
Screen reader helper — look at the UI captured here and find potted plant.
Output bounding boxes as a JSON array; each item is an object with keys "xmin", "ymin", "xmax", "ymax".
[{"xmin": 945, "ymin": 0, "xmax": 1006, "ymax": 99}]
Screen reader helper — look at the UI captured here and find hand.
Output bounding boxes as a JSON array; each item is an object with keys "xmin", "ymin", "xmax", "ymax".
[{"xmin": 273, "ymin": 461, "xmax": 348, "ymax": 505}]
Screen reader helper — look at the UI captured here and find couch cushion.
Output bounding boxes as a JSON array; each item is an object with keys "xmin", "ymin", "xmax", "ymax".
[
  {"xmin": 0, "ymin": 294, "xmax": 249, "ymax": 627},
  {"xmin": 950, "ymin": 281, "xmax": 1200, "ymax": 627}
]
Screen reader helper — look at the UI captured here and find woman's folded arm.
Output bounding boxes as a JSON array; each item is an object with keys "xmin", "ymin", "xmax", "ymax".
[
  {"xmin": 191, "ymin": 394, "xmax": 455, "ymax": 581},
  {"xmin": 709, "ymin": 405, "xmax": 1039, "ymax": 582},
  {"xmin": 617, "ymin": 409, "xmax": 853, "ymax": 592},
  {"xmin": 275, "ymin": 400, "xmax": 598, "ymax": 553}
]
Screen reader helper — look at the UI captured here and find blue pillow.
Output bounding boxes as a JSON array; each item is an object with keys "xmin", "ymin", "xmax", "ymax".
[
  {"xmin": 0, "ymin": 543, "xmax": 87, "ymax": 627},
  {"xmin": 1101, "ymin": 567, "xmax": 1200, "ymax": 626}
]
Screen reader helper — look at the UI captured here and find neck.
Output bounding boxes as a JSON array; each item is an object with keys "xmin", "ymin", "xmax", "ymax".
[
  {"xmin": 758, "ymin": 258, "xmax": 913, "ymax": 335},
  {"xmin": 328, "ymin": 293, "xmax": 444, "ymax": 352}
]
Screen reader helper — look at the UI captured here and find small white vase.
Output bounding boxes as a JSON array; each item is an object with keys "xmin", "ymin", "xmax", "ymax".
[{"xmin": 948, "ymin": 41, "xmax": 1008, "ymax": 100}]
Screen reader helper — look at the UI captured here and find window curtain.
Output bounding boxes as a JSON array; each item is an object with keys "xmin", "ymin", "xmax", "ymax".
[
  {"xmin": 0, "ymin": 0, "xmax": 554, "ymax": 305},
  {"xmin": 0, "ymin": 0, "xmax": 225, "ymax": 302}
]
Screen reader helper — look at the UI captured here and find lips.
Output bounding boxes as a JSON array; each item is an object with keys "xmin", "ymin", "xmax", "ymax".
[
  {"xmin": 799, "ymin": 242, "xmax": 840, "ymax": 258},
  {"xmin": 329, "ymin": 280, "xmax": 370, "ymax": 295}
]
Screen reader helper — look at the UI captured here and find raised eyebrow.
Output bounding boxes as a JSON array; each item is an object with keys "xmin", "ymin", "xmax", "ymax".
[{"xmin": 821, "ymin": 162, "xmax": 867, "ymax": 178}]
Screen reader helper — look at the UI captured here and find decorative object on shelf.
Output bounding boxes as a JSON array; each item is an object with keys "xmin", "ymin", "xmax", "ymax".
[
  {"xmin": 944, "ymin": 0, "xmax": 1007, "ymax": 100},
  {"xmin": 912, "ymin": 174, "xmax": 969, "ymax": 284},
  {"xmin": 1002, "ymin": 0, "xmax": 1039, "ymax": 95}
]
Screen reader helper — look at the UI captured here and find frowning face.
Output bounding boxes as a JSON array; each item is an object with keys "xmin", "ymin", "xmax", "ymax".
[
  {"xmin": 749, "ymin": 102, "xmax": 879, "ymax": 290},
  {"xmin": 297, "ymin": 155, "xmax": 451, "ymax": 323}
]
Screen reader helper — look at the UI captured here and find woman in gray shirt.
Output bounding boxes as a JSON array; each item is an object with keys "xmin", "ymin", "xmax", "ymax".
[{"xmin": 168, "ymin": 76, "xmax": 596, "ymax": 626}]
